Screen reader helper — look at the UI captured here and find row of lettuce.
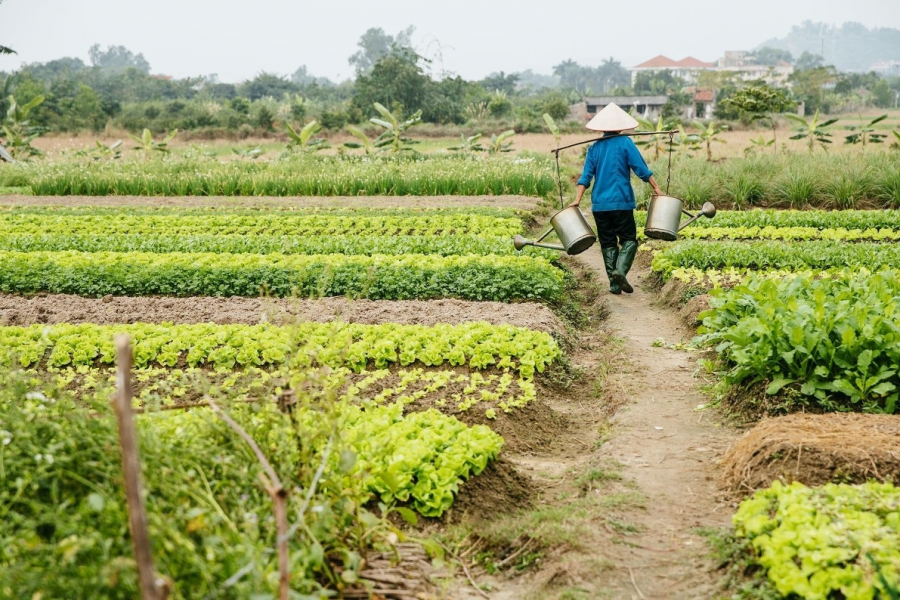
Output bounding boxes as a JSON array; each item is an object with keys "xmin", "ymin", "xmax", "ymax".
[{"xmin": 650, "ymin": 210, "xmax": 900, "ymax": 599}]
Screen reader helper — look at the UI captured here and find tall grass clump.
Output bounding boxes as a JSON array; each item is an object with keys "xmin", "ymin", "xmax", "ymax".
[{"xmin": 773, "ymin": 170, "xmax": 821, "ymax": 208}]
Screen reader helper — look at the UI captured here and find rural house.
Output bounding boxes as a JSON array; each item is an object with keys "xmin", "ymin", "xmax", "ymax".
[
  {"xmin": 629, "ymin": 55, "xmax": 716, "ymax": 85},
  {"xmin": 569, "ymin": 95, "xmax": 670, "ymax": 123}
]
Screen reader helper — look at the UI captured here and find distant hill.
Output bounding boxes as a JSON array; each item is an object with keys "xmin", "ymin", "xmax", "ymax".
[{"xmin": 757, "ymin": 21, "xmax": 900, "ymax": 72}]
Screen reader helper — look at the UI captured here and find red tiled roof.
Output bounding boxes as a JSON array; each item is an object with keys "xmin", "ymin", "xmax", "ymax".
[
  {"xmin": 694, "ymin": 90, "xmax": 715, "ymax": 102},
  {"xmin": 676, "ymin": 56, "xmax": 715, "ymax": 68},
  {"xmin": 633, "ymin": 55, "xmax": 680, "ymax": 69}
]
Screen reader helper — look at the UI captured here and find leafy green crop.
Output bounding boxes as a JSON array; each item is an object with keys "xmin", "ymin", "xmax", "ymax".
[
  {"xmin": 0, "ymin": 233, "xmax": 553, "ymax": 258},
  {"xmin": 0, "ymin": 212, "xmax": 525, "ymax": 238},
  {"xmin": 49, "ymin": 365, "xmax": 540, "ymax": 417},
  {"xmin": 636, "ymin": 208, "xmax": 900, "ymax": 231},
  {"xmin": 0, "ymin": 374, "xmax": 502, "ymax": 597},
  {"xmin": 734, "ymin": 481, "xmax": 900, "ymax": 599},
  {"xmin": 0, "ymin": 250, "xmax": 565, "ymax": 302},
  {"xmin": 697, "ymin": 270, "xmax": 900, "ymax": 413},
  {"xmin": 0, "ymin": 321, "xmax": 561, "ymax": 378},
  {"xmin": 652, "ymin": 241, "xmax": 900, "ymax": 281}
]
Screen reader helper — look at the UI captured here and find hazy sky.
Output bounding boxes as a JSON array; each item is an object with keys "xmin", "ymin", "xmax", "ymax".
[{"xmin": 1, "ymin": 0, "xmax": 899, "ymax": 82}]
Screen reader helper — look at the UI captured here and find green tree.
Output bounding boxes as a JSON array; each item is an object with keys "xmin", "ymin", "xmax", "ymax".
[
  {"xmin": 480, "ymin": 72, "xmax": 519, "ymax": 95},
  {"xmin": 789, "ymin": 66, "xmax": 837, "ymax": 113},
  {"xmin": 752, "ymin": 47, "xmax": 793, "ymax": 65},
  {"xmin": 88, "ymin": 44, "xmax": 150, "ymax": 73},
  {"xmin": 872, "ymin": 79, "xmax": 893, "ymax": 108},
  {"xmin": 240, "ymin": 73, "xmax": 297, "ymax": 101},
  {"xmin": 348, "ymin": 26, "xmax": 415, "ymax": 75},
  {"xmin": 71, "ymin": 84, "xmax": 107, "ymax": 131},
  {"xmin": 352, "ymin": 49, "xmax": 429, "ymax": 117},
  {"xmin": 794, "ymin": 51, "xmax": 825, "ymax": 71},
  {"xmin": 720, "ymin": 84, "xmax": 796, "ymax": 150}
]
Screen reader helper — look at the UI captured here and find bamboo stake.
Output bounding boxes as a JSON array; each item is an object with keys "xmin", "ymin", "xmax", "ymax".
[{"xmin": 113, "ymin": 335, "xmax": 169, "ymax": 600}]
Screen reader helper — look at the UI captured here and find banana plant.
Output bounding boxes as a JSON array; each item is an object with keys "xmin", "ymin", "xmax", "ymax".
[
  {"xmin": 543, "ymin": 113, "xmax": 561, "ymax": 148},
  {"xmin": 633, "ymin": 114, "xmax": 674, "ymax": 160},
  {"xmin": 2, "ymin": 95, "xmax": 47, "ymax": 160},
  {"xmin": 370, "ymin": 102, "xmax": 422, "ymax": 153},
  {"xmin": 784, "ymin": 110, "xmax": 838, "ymax": 152},
  {"xmin": 692, "ymin": 120, "xmax": 728, "ymax": 161},
  {"xmin": 129, "ymin": 128, "xmax": 178, "ymax": 158},
  {"xmin": 75, "ymin": 139, "xmax": 123, "ymax": 161},
  {"xmin": 487, "ymin": 130, "xmax": 515, "ymax": 154},
  {"xmin": 676, "ymin": 124, "xmax": 701, "ymax": 156},
  {"xmin": 746, "ymin": 134, "xmax": 775, "ymax": 155},
  {"xmin": 844, "ymin": 114, "xmax": 888, "ymax": 147},
  {"xmin": 285, "ymin": 120, "xmax": 327, "ymax": 153},
  {"xmin": 448, "ymin": 133, "xmax": 484, "ymax": 153},
  {"xmin": 343, "ymin": 124, "xmax": 375, "ymax": 154},
  {"xmin": 232, "ymin": 146, "xmax": 263, "ymax": 159}
]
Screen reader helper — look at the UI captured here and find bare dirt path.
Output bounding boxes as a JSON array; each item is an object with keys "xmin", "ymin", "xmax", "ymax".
[
  {"xmin": 454, "ymin": 257, "xmax": 737, "ymax": 600},
  {"xmin": 574, "ymin": 254, "xmax": 736, "ymax": 599}
]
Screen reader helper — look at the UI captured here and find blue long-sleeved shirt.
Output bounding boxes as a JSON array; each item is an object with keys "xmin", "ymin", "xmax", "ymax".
[{"xmin": 577, "ymin": 135, "xmax": 653, "ymax": 211}]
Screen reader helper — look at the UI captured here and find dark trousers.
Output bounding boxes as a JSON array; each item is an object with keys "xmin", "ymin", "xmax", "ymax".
[{"xmin": 593, "ymin": 210, "xmax": 637, "ymax": 249}]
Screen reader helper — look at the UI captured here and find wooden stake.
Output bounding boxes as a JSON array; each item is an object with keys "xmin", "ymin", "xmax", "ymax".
[{"xmin": 113, "ymin": 334, "xmax": 169, "ymax": 600}]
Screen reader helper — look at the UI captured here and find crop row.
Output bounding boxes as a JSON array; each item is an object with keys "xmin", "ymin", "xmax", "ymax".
[
  {"xmin": 696, "ymin": 270, "xmax": 900, "ymax": 414},
  {"xmin": 0, "ymin": 205, "xmax": 525, "ymax": 218},
  {"xmin": 672, "ymin": 226, "xmax": 900, "ymax": 242},
  {"xmin": 635, "ymin": 209, "xmax": 900, "ymax": 231},
  {"xmin": 734, "ymin": 481, "xmax": 899, "ymax": 599},
  {"xmin": 23, "ymin": 154, "xmax": 557, "ymax": 197},
  {"xmin": 1, "ymin": 381, "xmax": 501, "ymax": 599},
  {"xmin": 0, "ymin": 233, "xmax": 549, "ymax": 258},
  {"xmin": 0, "ymin": 212, "xmax": 525, "ymax": 237},
  {"xmin": 1, "ymin": 321, "xmax": 561, "ymax": 377},
  {"xmin": 0, "ymin": 251, "xmax": 565, "ymax": 302},
  {"xmin": 52, "ymin": 365, "xmax": 539, "ymax": 418},
  {"xmin": 651, "ymin": 240, "xmax": 900, "ymax": 280}
]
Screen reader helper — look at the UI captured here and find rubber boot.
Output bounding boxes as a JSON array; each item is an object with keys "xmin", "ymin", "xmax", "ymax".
[
  {"xmin": 611, "ymin": 240, "xmax": 638, "ymax": 294},
  {"xmin": 601, "ymin": 247, "xmax": 621, "ymax": 295}
]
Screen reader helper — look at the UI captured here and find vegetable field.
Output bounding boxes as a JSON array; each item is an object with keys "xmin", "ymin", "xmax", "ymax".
[{"xmin": 0, "ymin": 193, "xmax": 572, "ymax": 598}]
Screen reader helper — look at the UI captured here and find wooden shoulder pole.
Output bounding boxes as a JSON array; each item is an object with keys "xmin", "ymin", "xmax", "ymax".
[{"xmin": 113, "ymin": 334, "xmax": 169, "ymax": 600}]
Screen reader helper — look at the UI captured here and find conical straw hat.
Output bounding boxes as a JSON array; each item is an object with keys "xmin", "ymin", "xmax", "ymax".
[{"xmin": 585, "ymin": 102, "xmax": 639, "ymax": 132}]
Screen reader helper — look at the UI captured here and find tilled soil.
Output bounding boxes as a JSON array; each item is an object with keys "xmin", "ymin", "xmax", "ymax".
[
  {"xmin": 0, "ymin": 194, "xmax": 541, "ymax": 211},
  {"xmin": 0, "ymin": 294, "xmax": 564, "ymax": 333}
]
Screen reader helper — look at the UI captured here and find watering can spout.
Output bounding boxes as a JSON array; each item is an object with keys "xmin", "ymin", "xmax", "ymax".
[
  {"xmin": 677, "ymin": 202, "xmax": 717, "ymax": 231},
  {"xmin": 514, "ymin": 234, "xmax": 566, "ymax": 252}
]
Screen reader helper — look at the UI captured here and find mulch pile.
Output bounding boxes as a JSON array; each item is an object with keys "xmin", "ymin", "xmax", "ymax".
[{"xmin": 720, "ymin": 412, "xmax": 900, "ymax": 494}]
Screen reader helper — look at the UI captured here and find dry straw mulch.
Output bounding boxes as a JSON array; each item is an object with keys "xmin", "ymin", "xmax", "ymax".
[{"xmin": 720, "ymin": 413, "xmax": 900, "ymax": 495}]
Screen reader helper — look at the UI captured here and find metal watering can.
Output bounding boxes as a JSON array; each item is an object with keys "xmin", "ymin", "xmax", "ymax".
[
  {"xmin": 514, "ymin": 206, "xmax": 597, "ymax": 255},
  {"xmin": 644, "ymin": 195, "xmax": 717, "ymax": 241}
]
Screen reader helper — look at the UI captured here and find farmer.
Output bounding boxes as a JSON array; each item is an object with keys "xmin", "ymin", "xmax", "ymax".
[{"xmin": 568, "ymin": 103, "xmax": 662, "ymax": 295}]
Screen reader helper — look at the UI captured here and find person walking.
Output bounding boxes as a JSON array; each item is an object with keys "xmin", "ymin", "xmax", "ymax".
[{"xmin": 568, "ymin": 103, "xmax": 662, "ymax": 295}]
